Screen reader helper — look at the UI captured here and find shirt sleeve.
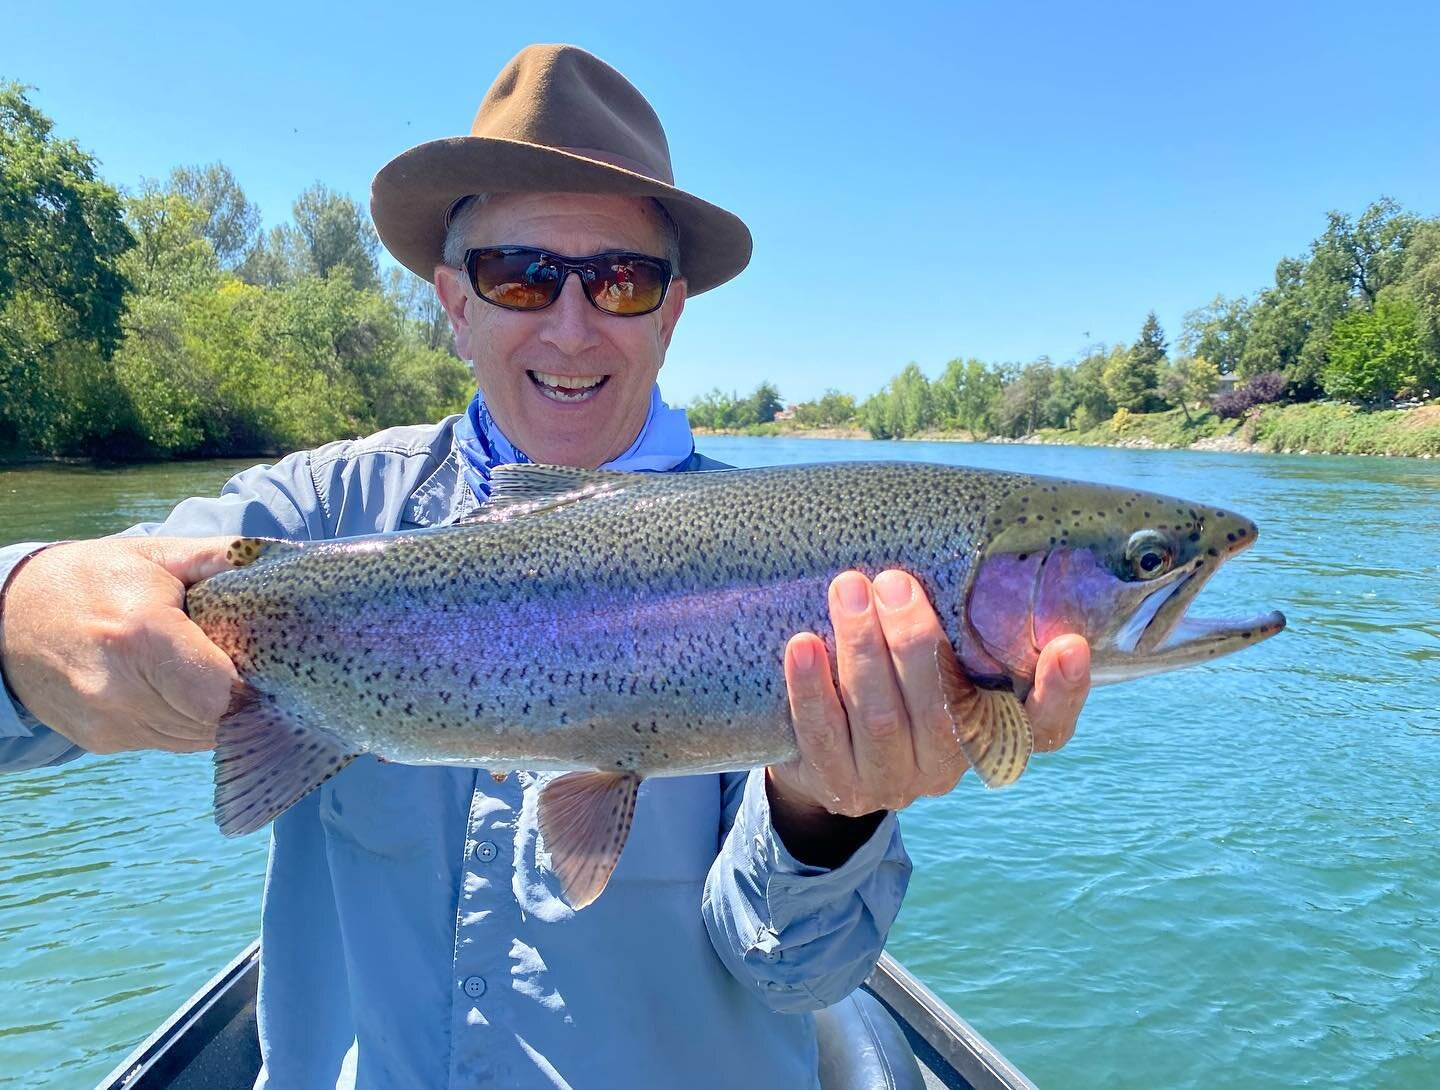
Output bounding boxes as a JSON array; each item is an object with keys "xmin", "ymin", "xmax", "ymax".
[
  {"xmin": 0, "ymin": 452, "xmax": 323, "ymax": 774},
  {"xmin": 701, "ymin": 768, "xmax": 912, "ymax": 1014}
]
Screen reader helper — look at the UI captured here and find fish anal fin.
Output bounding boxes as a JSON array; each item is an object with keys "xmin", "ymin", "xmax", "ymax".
[
  {"xmin": 536, "ymin": 770, "xmax": 641, "ymax": 909},
  {"xmin": 226, "ymin": 537, "xmax": 303, "ymax": 568},
  {"xmin": 937, "ymin": 645, "xmax": 1034, "ymax": 788},
  {"xmin": 213, "ymin": 683, "xmax": 358, "ymax": 836}
]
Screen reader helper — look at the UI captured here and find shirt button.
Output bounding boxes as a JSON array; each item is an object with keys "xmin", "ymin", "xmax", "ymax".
[
  {"xmin": 473, "ymin": 841, "xmax": 497, "ymax": 863},
  {"xmin": 462, "ymin": 975, "xmax": 487, "ymax": 998}
]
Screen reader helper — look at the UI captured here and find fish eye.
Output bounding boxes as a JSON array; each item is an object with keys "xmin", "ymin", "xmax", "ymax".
[{"xmin": 1124, "ymin": 530, "xmax": 1173, "ymax": 581}]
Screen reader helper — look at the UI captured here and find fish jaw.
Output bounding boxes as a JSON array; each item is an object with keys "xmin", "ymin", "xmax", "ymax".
[{"xmin": 959, "ymin": 485, "xmax": 1284, "ymax": 691}]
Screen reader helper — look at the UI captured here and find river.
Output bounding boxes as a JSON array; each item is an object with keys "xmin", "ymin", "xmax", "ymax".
[{"xmin": 1, "ymin": 438, "xmax": 1436, "ymax": 1089}]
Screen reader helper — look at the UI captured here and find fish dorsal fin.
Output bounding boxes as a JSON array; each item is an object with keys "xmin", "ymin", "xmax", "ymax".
[
  {"xmin": 536, "ymin": 770, "xmax": 642, "ymax": 909},
  {"xmin": 458, "ymin": 463, "xmax": 636, "ymax": 523},
  {"xmin": 226, "ymin": 537, "xmax": 304, "ymax": 568}
]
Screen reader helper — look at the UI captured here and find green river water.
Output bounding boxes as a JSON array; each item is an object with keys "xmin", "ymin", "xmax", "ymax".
[{"xmin": 1, "ymin": 437, "xmax": 1436, "ymax": 1088}]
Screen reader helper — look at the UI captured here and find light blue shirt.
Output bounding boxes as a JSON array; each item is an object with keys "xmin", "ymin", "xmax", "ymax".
[{"xmin": 0, "ymin": 417, "xmax": 912, "ymax": 1090}]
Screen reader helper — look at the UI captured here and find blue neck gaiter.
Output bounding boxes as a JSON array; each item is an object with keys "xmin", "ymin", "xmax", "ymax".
[{"xmin": 453, "ymin": 385, "xmax": 696, "ymax": 502}]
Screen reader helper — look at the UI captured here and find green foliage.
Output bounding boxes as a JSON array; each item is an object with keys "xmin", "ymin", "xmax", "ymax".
[
  {"xmin": 1181, "ymin": 295, "xmax": 1249, "ymax": 375},
  {"xmin": 239, "ymin": 183, "xmax": 380, "ymax": 290},
  {"xmin": 168, "ymin": 162, "xmax": 260, "ymax": 268},
  {"xmin": 1399, "ymin": 221, "xmax": 1440, "ymax": 384},
  {"xmin": 686, "ymin": 383, "xmax": 788, "ymax": 430},
  {"xmin": 933, "ymin": 357, "xmax": 1005, "ymax": 436},
  {"xmin": 1252, "ymin": 400, "xmax": 1440, "ymax": 457},
  {"xmin": 745, "ymin": 381, "xmax": 784, "ymax": 424},
  {"xmin": 1158, "ymin": 355, "xmax": 1220, "ymax": 423},
  {"xmin": 793, "ymin": 388, "xmax": 856, "ymax": 427},
  {"xmin": 1103, "ymin": 312, "xmax": 1168, "ymax": 413},
  {"xmin": 0, "ymin": 82, "xmax": 134, "ymax": 451},
  {"xmin": 1322, "ymin": 294, "xmax": 1426, "ymax": 404}
]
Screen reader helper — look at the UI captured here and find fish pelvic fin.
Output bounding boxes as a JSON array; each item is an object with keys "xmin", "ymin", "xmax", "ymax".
[
  {"xmin": 537, "ymin": 770, "xmax": 642, "ymax": 909},
  {"xmin": 937, "ymin": 647, "xmax": 1034, "ymax": 788},
  {"xmin": 226, "ymin": 537, "xmax": 304, "ymax": 568},
  {"xmin": 213, "ymin": 683, "xmax": 358, "ymax": 837}
]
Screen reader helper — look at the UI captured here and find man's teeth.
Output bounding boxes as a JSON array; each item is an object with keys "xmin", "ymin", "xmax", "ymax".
[{"xmin": 529, "ymin": 370, "xmax": 607, "ymax": 403}]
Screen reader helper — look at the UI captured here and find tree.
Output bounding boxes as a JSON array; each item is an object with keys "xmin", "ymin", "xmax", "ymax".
[
  {"xmin": 1070, "ymin": 349, "xmax": 1114, "ymax": 431},
  {"xmin": 1239, "ymin": 257, "xmax": 1311, "ymax": 385},
  {"xmin": 744, "ymin": 381, "xmax": 784, "ymax": 424},
  {"xmin": 168, "ymin": 162, "xmax": 261, "ymax": 268},
  {"xmin": 933, "ymin": 357, "xmax": 1004, "ymax": 436},
  {"xmin": 1399, "ymin": 220, "xmax": 1440, "ymax": 391},
  {"xmin": 291, "ymin": 183, "xmax": 380, "ymax": 290},
  {"xmin": 1158, "ymin": 355, "xmax": 1219, "ymax": 423},
  {"xmin": 384, "ymin": 266, "xmax": 453, "ymax": 353},
  {"xmin": 121, "ymin": 183, "xmax": 220, "ymax": 297},
  {"xmin": 1103, "ymin": 313, "xmax": 1166, "ymax": 412},
  {"xmin": 1322, "ymin": 294, "xmax": 1425, "ymax": 404},
  {"xmin": 1181, "ymin": 295, "xmax": 1249, "ymax": 375},
  {"xmin": 1309, "ymin": 197, "xmax": 1418, "ymax": 308},
  {"xmin": 0, "ymin": 82, "xmax": 134, "ymax": 450}
]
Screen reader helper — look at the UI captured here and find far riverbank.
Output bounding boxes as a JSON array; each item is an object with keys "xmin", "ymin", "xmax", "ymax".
[{"xmin": 696, "ymin": 400, "xmax": 1440, "ymax": 459}]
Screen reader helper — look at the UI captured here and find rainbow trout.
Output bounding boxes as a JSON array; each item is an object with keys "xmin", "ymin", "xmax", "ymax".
[{"xmin": 187, "ymin": 461, "xmax": 1284, "ymax": 906}]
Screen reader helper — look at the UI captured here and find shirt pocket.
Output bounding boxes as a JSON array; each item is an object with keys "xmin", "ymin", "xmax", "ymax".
[{"xmin": 318, "ymin": 758, "xmax": 469, "ymax": 859}]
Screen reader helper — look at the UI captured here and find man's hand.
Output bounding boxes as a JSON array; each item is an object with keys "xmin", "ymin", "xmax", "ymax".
[
  {"xmin": 0, "ymin": 537, "xmax": 242, "ymax": 754},
  {"xmin": 767, "ymin": 569, "xmax": 1091, "ymax": 866}
]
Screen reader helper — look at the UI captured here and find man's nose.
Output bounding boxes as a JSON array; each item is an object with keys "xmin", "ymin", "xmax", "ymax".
[{"xmin": 536, "ymin": 272, "xmax": 604, "ymax": 354}]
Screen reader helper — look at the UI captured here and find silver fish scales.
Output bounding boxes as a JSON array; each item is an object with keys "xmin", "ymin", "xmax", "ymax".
[{"xmin": 188, "ymin": 460, "xmax": 1284, "ymax": 906}]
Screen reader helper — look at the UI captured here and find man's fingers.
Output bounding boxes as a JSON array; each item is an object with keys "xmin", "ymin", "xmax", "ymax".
[
  {"xmin": 1026, "ymin": 634, "xmax": 1091, "ymax": 753},
  {"xmin": 871, "ymin": 570, "xmax": 967, "ymax": 794},
  {"xmin": 783, "ymin": 633, "xmax": 856, "ymax": 799},
  {"xmin": 134, "ymin": 535, "xmax": 241, "ymax": 588},
  {"xmin": 829, "ymin": 572, "xmax": 916, "ymax": 806},
  {"xmin": 143, "ymin": 609, "xmax": 241, "ymax": 728}
]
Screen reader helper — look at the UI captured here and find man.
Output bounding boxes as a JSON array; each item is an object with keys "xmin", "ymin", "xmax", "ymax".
[{"xmin": 0, "ymin": 45, "xmax": 1091, "ymax": 1089}]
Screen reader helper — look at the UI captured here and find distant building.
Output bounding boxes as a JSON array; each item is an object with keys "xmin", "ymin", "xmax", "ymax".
[
  {"xmin": 1214, "ymin": 374, "xmax": 1238, "ymax": 395},
  {"xmin": 774, "ymin": 403, "xmax": 799, "ymax": 421}
]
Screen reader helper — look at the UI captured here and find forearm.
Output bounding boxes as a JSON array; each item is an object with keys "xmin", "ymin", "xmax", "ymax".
[
  {"xmin": 0, "ymin": 542, "xmax": 85, "ymax": 772},
  {"xmin": 702, "ymin": 769, "xmax": 911, "ymax": 1013}
]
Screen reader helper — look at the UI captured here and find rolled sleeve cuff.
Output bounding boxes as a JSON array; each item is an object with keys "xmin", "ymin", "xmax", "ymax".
[
  {"xmin": 0, "ymin": 542, "xmax": 84, "ymax": 770},
  {"xmin": 704, "ymin": 769, "xmax": 911, "ymax": 1012}
]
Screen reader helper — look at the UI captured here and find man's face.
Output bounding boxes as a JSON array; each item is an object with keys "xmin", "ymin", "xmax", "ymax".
[{"xmin": 434, "ymin": 192, "xmax": 686, "ymax": 469}]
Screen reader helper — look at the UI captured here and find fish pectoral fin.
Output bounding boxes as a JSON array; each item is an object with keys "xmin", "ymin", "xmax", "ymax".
[
  {"xmin": 937, "ymin": 647, "xmax": 1034, "ymax": 788},
  {"xmin": 226, "ymin": 537, "xmax": 304, "ymax": 568},
  {"xmin": 213, "ymin": 683, "xmax": 359, "ymax": 836},
  {"xmin": 536, "ymin": 770, "xmax": 641, "ymax": 909},
  {"xmin": 460, "ymin": 464, "xmax": 637, "ymax": 523}
]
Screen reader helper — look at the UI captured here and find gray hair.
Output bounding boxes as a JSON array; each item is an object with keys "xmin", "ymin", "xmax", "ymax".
[{"xmin": 441, "ymin": 193, "xmax": 682, "ymax": 275}]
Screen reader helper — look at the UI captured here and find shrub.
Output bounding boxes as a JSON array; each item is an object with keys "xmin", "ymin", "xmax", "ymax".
[{"xmin": 1214, "ymin": 371, "xmax": 1287, "ymax": 419}]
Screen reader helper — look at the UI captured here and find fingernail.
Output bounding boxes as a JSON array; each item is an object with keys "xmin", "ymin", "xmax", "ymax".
[
  {"xmin": 792, "ymin": 638, "xmax": 815, "ymax": 671},
  {"xmin": 1059, "ymin": 645, "xmax": 1087, "ymax": 683},
  {"xmin": 836, "ymin": 575, "xmax": 870, "ymax": 615},
  {"xmin": 873, "ymin": 571, "xmax": 913, "ymax": 610}
]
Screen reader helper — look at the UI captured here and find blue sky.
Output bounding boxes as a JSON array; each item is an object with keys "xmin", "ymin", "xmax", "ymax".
[{"xmin": 6, "ymin": 1, "xmax": 1439, "ymax": 405}]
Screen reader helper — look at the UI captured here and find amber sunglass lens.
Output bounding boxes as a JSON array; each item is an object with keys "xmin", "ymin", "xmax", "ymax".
[
  {"xmin": 585, "ymin": 255, "xmax": 667, "ymax": 315},
  {"xmin": 469, "ymin": 249, "xmax": 560, "ymax": 310}
]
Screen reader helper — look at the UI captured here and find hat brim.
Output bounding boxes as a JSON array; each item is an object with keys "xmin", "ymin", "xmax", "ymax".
[{"xmin": 371, "ymin": 137, "xmax": 753, "ymax": 295}]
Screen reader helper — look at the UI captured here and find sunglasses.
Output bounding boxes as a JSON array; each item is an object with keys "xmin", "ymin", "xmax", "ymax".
[{"xmin": 462, "ymin": 247, "xmax": 674, "ymax": 317}]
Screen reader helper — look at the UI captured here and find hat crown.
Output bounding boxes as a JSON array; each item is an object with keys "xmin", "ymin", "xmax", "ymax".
[{"xmin": 472, "ymin": 44, "xmax": 675, "ymax": 186}]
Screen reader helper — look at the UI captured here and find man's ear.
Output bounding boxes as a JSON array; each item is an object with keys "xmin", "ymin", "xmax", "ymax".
[
  {"xmin": 434, "ymin": 265, "xmax": 475, "ymax": 359},
  {"xmin": 657, "ymin": 277, "xmax": 687, "ymax": 354}
]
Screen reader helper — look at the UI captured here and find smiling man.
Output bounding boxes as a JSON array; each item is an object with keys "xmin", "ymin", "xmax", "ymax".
[{"xmin": 0, "ymin": 45, "xmax": 1091, "ymax": 1090}]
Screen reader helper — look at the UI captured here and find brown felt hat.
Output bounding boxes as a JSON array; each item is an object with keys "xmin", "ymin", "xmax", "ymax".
[{"xmin": 371, "ymin": 44, "xmax": 752, "ymax": 295}]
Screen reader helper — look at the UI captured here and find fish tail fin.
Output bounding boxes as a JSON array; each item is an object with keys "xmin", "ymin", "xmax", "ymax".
[
  {"xmin": 537, "ymin": 770, "xmax": 642, "ymax": 909},
  {"xmin": 213, "ymin": 683, "xmax": 358, "ymax": 837},
  {"xmin": 937, "ymin": 646, "xmax": 1034, "ymax": 788}
]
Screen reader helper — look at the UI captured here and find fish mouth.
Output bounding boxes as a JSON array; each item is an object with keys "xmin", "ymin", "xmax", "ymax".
[
  {"xmin": 1094, "ymin": 539, "xmax": 1285, "ymax": 684},
  {"xmin": 528, "ymin": 369, "xmax": 610, "ymax": 403}
]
